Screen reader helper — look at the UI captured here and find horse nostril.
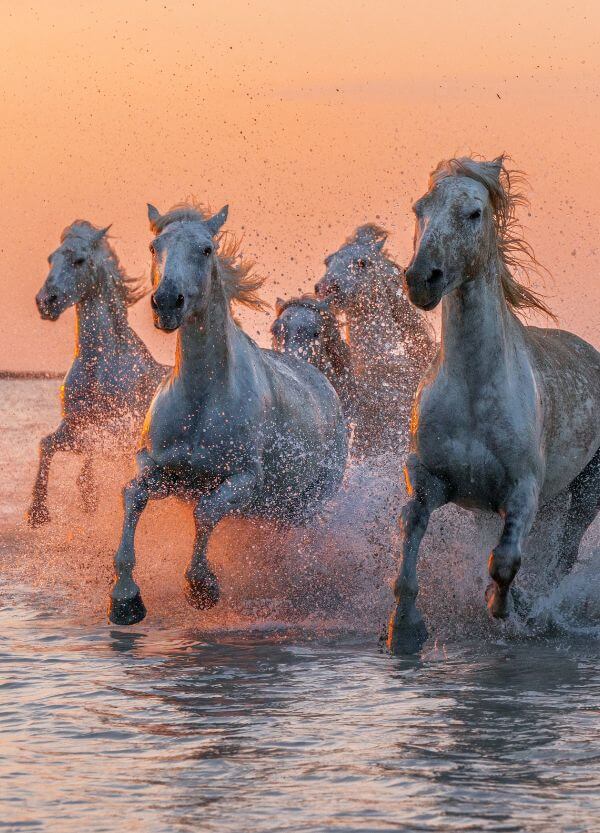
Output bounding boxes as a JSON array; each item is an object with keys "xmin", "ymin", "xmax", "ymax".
[
  {"xmin": 175, "ymin": 294, "xmax": 185, "ymax": 309},
  {"xmin": 430, "ymin": 268, "xmax": 444, "ymax": 283},
  {"xmin": 47, "ymin": 293, "xmax": 58, "ymax": 305}
]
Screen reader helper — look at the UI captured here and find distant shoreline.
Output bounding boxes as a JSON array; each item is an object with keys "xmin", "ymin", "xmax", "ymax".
[{"xmin": 0, "ymin": 371, "xmax": 65, "ymax": 380}]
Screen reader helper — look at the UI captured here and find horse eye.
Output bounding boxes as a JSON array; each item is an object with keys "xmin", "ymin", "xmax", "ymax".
[
  {"xmin": 469, "ymin": 209, "xmax": 482, "ymax": 220},
  {"xmin": 73, "ymin": 257, "xmax": 85, "ymax": 266},
  {"xmin": 203, "ymin": 246, "xmax": 213, "ymax": 257},
  {"xmin": 356, "ymin": 259, "xmax": 367, "ymax": 268}
]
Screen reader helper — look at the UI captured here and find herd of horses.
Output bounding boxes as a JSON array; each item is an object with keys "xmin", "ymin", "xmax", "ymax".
[{"xmin": 27, "ymin": 155, "xmax": 600, "ymax": 653}]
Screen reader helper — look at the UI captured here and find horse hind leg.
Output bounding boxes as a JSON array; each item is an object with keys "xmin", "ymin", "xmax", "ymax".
[
  {"xmin": 556, "ymin": 446, "xmax": 600, "ymax": 577},
  {"xmin": 76, "ymin": 455, "xmax": 99, "ymax": 514}
]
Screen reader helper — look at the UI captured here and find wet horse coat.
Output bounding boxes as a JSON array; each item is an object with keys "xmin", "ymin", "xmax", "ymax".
[
  {"xmin": 28, "ymin": 222, "xmax": 166, "ymax": 526},
  {"xmin": 388, "ymin": 156, "xmax": 600, "ymax": 652},
  {"xmin": 109, "ymin": 204, "xmax": 348, "ymax": 625}
]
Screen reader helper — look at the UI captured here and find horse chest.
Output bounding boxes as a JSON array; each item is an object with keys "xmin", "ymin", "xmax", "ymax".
[{"xmin": 416, "ymin": 381, "xmax": 534, "ymax": 508}]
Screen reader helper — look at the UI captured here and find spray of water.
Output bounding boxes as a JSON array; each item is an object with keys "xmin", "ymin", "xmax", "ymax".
[{"xmin": 3, "ymin": 379, "xmax": 599, "ymax": 646}]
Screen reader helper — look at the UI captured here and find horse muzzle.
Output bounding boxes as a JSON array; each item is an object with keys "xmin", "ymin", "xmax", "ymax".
[
  {"xmin": 36, "ymin": 291, "xmax": 62, "ymax": 321},
  {"xmin": 150, "ymin": 291, "xmax": 185, "ymax": 332},
  {"xmin": 404, "ymin": 265, "xmax": 445, "ymax": 311}
]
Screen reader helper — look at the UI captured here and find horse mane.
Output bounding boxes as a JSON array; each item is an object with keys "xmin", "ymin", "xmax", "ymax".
[
  {"xmin": 429, "ymin": 156, "xmax": 557, "ymax": 322},
  {"xmin": 348, "ymin": 223, "xmax": 389, "ymax": 248},
  {"xmin": 154, "ymin": 202, "xmax": 268, "ymax": 312},
  {"xmin": 61, "ymin": 221, "xmax": 149, "ymax": 307},
  {"xmin": 276, "ymin": 295, "xmax": 352, "ymax": 376}
]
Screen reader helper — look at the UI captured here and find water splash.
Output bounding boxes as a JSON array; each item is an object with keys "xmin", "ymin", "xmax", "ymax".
[{"xmin": 2, "ymin": 379, "xmax": 599, "ymax": 645}]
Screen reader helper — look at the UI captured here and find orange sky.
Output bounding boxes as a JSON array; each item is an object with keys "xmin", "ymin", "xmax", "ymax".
[{"xmin": 1, "ymin": 0, "xmax": 599, "ymax": 371}]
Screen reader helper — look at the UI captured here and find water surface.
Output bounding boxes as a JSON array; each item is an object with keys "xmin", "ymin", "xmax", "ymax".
[{"xmin": 1, "ymin": 379, "xmax": 599, "ymax": 832}]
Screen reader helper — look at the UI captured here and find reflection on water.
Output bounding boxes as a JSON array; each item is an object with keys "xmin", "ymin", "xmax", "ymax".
[
  {"xmin": 1, "ymin": 591, "xmax": 600, "ymax": 833},
  {"xmin": 1, "ymin": 378, "xmax": 600, "ymax": 832}
]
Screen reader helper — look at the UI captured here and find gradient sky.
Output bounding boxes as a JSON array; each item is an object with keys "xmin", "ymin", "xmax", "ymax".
[{"xmin": 1, "ymin": 0, "xmax": 599, "ymax": 370}]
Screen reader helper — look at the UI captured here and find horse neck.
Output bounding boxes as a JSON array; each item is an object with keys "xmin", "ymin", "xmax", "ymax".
[
  {"xmin": 75, "ymin": 265, "xmax": 129, "ymax": 361},
  {"xmin": 440, "ymin": 258, "xmax": 518, "ymax": 382},
  {"xmin": 174, "ymin": 261, "xmax": 236, "ymax": 392}
]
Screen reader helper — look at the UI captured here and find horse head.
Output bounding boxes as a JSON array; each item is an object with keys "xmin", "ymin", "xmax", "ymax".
[
  {"xmin": 314, "ymin": 224, "xmax": 388, "ymax": 311},
  {"xmin": 147, "ymin": 203, "xmax": 228, "ymax": 332},
  {"xmin": 36, "ymin": 222, "xmax": 111, "ymax": 320}
]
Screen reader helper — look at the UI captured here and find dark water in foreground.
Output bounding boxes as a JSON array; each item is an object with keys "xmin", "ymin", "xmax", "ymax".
[
  {"xmin": 1, "ymin": 379, "xmax": 600, "ymax": 832},
  {"xmin": 2, "ymin": 591, "xmax": 600, "ymax": 833}
]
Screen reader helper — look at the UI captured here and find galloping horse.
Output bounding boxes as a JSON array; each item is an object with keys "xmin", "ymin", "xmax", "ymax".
[
  {"xmin": 109, "ymin": 203, "xmax": 348, "ymax": 625},
  {"xmin": 28, "ymin": 222, "xmax": 166, "ymax": 527},
  {"xmin": 388, "ymin": 156, "xmax": 600, "ymax": 653},
  {"xmin": 315, "ymin": 224, "xmax": 435, "ymax": 455},
  {"xmin": 270, "ymin": 295, "xmax": 356, "ymax": 420}
]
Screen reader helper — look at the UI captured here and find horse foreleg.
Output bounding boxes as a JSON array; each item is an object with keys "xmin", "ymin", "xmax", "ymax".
[
  {"xmin": 109, "ymin": 477, "xmax": 150, "ymax": 625},
  {"xmin": 186, "ymin": 471, "xmax": 257, "ymax": 611},
  {"xmin": 76, "ymin": 455, "xmax": 98, "ymax": 514},
  {"xmin": 26, "ymin": 421, "xmax": 76, "ymax": 527},
  {"xmin": 388, "ymin": 460, "xmax": 448, "ymax": 654},
  {"xmin": 486, "ymin": 478, "xmax": 539, "ymax": 619},
  {"xmin": 557, "ymin": 446, "xmax": 600, "ymax": 577}
]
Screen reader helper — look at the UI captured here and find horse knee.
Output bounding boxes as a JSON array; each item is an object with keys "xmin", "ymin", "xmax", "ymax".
[
  {"xmin": 399, "ymin": 500, "xmax": 428, "ymax": 537},
  {"xmin": 40, "ymin": 434, "xmax": 56, "ymax": 456},
  {"xmin": 393, "ymin": 575, "xmax": 418, "ymax": 602},
  {"xmin": 488, "ymin": 545, "xmax": 521, "ymax": 586},
  {"xmin": 122, "ymin": 480, "xmax": 148, "ymax": 514}
]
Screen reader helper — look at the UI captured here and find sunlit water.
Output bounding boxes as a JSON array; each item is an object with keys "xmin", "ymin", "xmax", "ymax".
[{"xmin": 1, "ymin": 379, "xmax": 599, "ymax": 832}]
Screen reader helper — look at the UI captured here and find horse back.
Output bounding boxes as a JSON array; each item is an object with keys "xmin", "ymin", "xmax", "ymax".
[{"xmin": 525, "ymin": 326, "xmax": 600, "ymax": 496}]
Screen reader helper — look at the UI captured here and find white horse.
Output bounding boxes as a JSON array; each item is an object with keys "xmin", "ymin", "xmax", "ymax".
[
  {"xmin": 109, "ymin": 203, "xmax": 348, "ymax": 625},
  {"xmin": 388, "ymin": 156, "xmax": 600, "ymax": 653},
  {"xmin": 28, "ymin": 222, "xmax": 166, "ymax": 526}
]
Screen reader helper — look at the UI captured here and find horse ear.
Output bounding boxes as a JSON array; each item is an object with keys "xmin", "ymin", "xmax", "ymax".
[
  {"xmin": 206, "ymin": 205, "xmax": 229, "ymax": 237},
  {"xmin": 275, "ymin": 297, "xmax": 285, "ymax": 316},
  {"xmin": 92, "ymin": 225, "xmax": 111, "ymax": 245},
  {"xmin": 355, "ymin": 224, "xmax": 388, "ymax": 248},
  {"xmin": 147, "ymin": 203, "xmax": 162, "ymax": 230}
]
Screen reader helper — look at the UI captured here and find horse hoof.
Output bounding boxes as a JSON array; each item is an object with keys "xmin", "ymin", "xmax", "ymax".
[
  {"xmin": 386, "ymin": 606, "xmax": 428, "ymax": 655},
  {"xmin": 485, "ymin": 582, "xmax": 510, "ymax": 619},
  {"xmin": 109, "ymin": 592, "xmax": 147, "ymax": 626},
  {"xmin": 185, "ymin": 573, "xmax": 220, "ymax": 610},
  {"xmin": 26, "ymin": 504, "xmax": 51, "ymax": 528}
]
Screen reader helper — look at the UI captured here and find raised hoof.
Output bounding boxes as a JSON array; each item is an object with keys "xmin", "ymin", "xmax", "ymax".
[
  {"xmin": 26, "ymin": 504, "xmax": 51, "ymax": 528},
  {"xmin": 485, "ymin": 582, "xmax": 510, "ymax": 619},
  {"xmin": 387, "ymin": 606, "xmax": 428, "ymax": 655},
  {"xmin": 109, "ymin": 591, "xmax": 147, "ymax": 626},
  {"xmin": 185, "ymin": 572, "xmax": 220, "ymax": 611}
]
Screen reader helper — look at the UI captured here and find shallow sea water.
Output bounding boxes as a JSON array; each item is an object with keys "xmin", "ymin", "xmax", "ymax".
[{"xmin": 1, "ymin": 379, "xmax": 599, "ymax": 833}]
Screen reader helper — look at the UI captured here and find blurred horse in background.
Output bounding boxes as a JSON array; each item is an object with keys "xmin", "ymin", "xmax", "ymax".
[
  {"xmin": 270, "ymin": 295, "xmax": 356, "ymax": 425},
  {"xmin": 315, "ymin": 224, "xmax": 435, "ymax": 456},
  {"xmin": 28, "ymin": 221, "xmax": 167, "ymax": 526}
]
